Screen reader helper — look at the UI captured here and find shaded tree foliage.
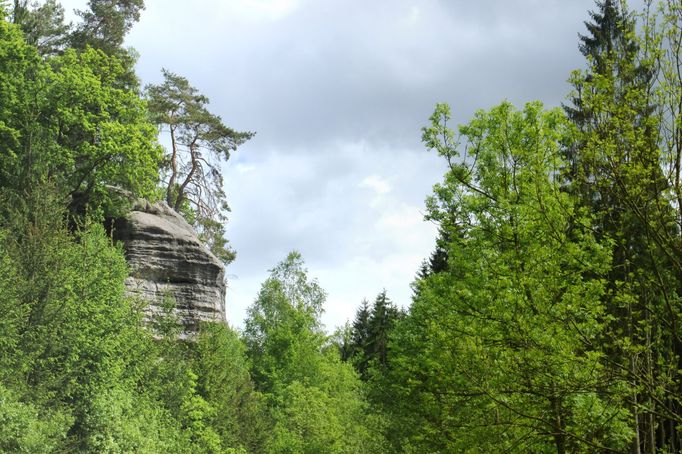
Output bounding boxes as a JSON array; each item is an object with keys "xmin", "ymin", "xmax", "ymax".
[
  {"xmin": 10, "ymin": 0, "xmax": 69, "ymax": 56},
  {"xmin": 344, "ymin": 291, "xmax": 402, "ymax": 380},
  {"xmin": 69, "ymin": 0, "xmax": 143, "ymax": 55},
  {"xmin": 565, "ymin": 0, "xmax": 682, "ymax": 450}
]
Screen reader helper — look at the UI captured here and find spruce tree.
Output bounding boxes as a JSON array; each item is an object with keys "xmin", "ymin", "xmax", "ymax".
[{"xmin": 565, "ymin": 1, "xmax": 682, "ymax": 450}]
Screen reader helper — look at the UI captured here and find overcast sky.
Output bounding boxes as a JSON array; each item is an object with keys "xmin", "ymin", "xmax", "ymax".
[{"xmin": 61, "ymin": 0, "xmax": 613, "ymax": 331}]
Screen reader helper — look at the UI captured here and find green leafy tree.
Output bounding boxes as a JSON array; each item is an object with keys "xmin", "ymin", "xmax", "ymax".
[
  {"xmin": 244, "ymin": 251, "xmax": 327, "ymax": 391},
  {"xmin": 244, "ymin": 252, "xmax": 387, "ymax": 453},
  {"xmin": 379, "ymin": 101, "xmax": 632, "ymax": 452},
  {"xmin": 146, "ymin": 69, "xmax": 254, "ymax": 264},
  {"xmin": 192, "ymin": 322, "xmax": 270, "ymax": 453},
  {"xmin": 0, "ymin": 18, "xmax": 161, "ymax": 216},
  {"xmin": 0, "ymin": 187, "xmax": 183, "ymax": 451},
  {"xmin": 0, "ymin": 384, "xmax": 71, "ymax": 453}
]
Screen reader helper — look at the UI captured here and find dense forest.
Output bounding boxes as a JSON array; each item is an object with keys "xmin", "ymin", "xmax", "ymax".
[{"xmin": 2, "ymin": 0, "xmax": 682, "ymax": 452}]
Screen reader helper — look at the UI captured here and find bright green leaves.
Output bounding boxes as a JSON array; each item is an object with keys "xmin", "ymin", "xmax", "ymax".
[
  {"xmin": 0, "ymin": 18, "xmax": 161, "ymax": 216},
  {"xmin": 244, "ymin": 252, "xmax": 327, "ymax": 392},
  {"xmin": 50, "ymin": 49, "xmax": 161, "ymax": 207},
  {"xmin": 47, "ymin": 48, "xmax": 162, "ymax": 211},
  {"xmin": 421, "ymin": 102, "xmax": 456, "ymax": 159},
  {"xmin": 0, "ymin": 17, "xmax": 44, "ymax": 188},
  {"xmin": 382, "ymin": 101, "xmax": 627, "ymax": 452},
  {"xmin": 244, "ymin": 252, "xmax": 387, "ymax": 453},
  {"xmin": 0, "ymin": 384, "xmax": 71, "ymax": 454}
]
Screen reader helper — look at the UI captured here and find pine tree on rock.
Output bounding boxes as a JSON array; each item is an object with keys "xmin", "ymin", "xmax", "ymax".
[{"xmin": 146, "ymin": 69, "xmax": 254, "ymax": 264}]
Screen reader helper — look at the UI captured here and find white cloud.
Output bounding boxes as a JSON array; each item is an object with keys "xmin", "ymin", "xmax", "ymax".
[
  {"xmin": 216, "ymin": 0, "xmax": 304, "ymax": 24},
  {"xmin": 406, "ymin": 5, "xmax": 421, "ymax": 26},
  {"xmin": 360, "ymin": 175, "xmax": 392, "ymax": 196},
  {"xmin": 378, "ymin": 203, "xmax": 423, "ymax": 230}
]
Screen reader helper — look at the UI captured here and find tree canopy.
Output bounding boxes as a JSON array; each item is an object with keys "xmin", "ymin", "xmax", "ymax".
[{"xmin": 2, "ymin": 0, "xmax": 682, "ymax": 452}]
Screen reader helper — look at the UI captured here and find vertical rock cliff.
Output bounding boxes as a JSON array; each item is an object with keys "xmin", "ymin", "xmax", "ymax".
[{"xmin": 111, "ymin": 199, "xmax": 226, "ymax": 336}]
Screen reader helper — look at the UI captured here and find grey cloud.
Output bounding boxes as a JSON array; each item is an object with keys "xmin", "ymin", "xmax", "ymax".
[
  {"xmin": 128, "ymin": 0, "xmax": 601, "ymax": 154},
  {"xmin": 60, "ymin": 0, "xmax": 623, "ymax": 328}
]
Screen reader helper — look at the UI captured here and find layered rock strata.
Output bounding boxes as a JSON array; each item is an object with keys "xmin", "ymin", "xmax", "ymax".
[{"xmin": 111, "ymin": 200, "xmax": 226, "ymax": 336}]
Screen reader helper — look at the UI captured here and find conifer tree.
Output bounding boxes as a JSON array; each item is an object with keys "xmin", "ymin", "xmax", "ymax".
[
  {"xmin": 366, "ymin": 290, "xmax": 400, "ymax": 370},
  {"xmin": 146, "ymin": 69, "xmax": 254, "ymax": 263},
  {"xmin": 565, "ymin": 1, "xmax": 682, "ymax": 450},
  {"xmin": 69, "ymin": 0, "xmax": 143, "ymax": 55},
  {"xmin": 10, "ymin": 0, "xmax": 69, "ymax": 56}
]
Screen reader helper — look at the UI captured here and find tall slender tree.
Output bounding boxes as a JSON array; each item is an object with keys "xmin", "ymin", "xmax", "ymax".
[
  {"xmin": 564, "ymin": 1, "xmax": 682, "ymax": 450},
  {"xmin": 243, "ymin": 252, "xmax": 386, "ymax": 452},
  {"xmin": 146, "ymin": 69, "xmax": 254, "ymax": 263}
]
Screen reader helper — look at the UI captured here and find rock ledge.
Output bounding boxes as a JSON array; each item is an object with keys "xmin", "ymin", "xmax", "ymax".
[{"xmin": 111, "ymin": 200, "xmax": 226, "ymax": 335}]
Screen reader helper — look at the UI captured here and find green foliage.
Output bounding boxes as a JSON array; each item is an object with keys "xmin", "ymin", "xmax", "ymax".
[
  {"xmin": 0, "ymin": 188, "xmax": 176, "ymax": 451},
  {"xmin": 0, "ymin": 384, "xmax": 71, "ymax": 453},
  {"xmin": 70, "ymin": 0, "xmax": 144, "ymax": 55},
  {"xmin": 193, "ymin": 322, "xmax": 270, "ymax": 453},
  {"xmin": 5, "ymin": 0, "xmax": 682, "ymax": 451},
  {"xmin": 245, "ymin": 252, "xmax": 387, "ymax": 453},
  {"xmin": 146, "ymin": 69, "xmax": 254, "ymax": 264},
  {"xmin": 0, "ymin": 18, "xmax": 161, "ymax": 216},
  {"xmin": 11, "ymin": 0, "xmax": 69, "ymax": 56},
  {"xmin": 344, "ymin": 291, "xmax": 403, "ymax": 380},
  {"xmin": 244, "ymin": 251, "xmax": 327, "ymax": 391},
  {"xmin": 565, "ymin": 1, "xmax": 682, "ymax": 450},
  {"xmin": 380, "ymin": 101, "xmax": 632, "ymax": 452}
]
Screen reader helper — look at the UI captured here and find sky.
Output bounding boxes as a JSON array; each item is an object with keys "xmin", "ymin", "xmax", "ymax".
[{"xmin": 60, "ymin": 0, "xmax": 611, "ymax": 331}]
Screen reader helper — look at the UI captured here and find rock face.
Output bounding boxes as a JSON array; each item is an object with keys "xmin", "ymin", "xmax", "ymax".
[{"xmin": 111, "ymin": 200, "xmax": 226, "ymax": 335}]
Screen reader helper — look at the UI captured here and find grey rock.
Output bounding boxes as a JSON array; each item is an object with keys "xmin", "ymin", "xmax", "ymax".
[{"xmin": 111, "ymin": 200, "xmax": 226, "ymax": 336}]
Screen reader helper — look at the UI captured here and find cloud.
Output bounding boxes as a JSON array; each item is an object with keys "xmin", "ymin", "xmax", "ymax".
[
  {"xmin": 235, "ymin": 163, "xmax": 256, "ymax": 174},
  {"xmin": 59, "ymin": 0, "xmax": 619, "ymax": 331},
  {"xmin": 360, "ymin": 175, "xmax": 392, "ymax": 196},
  {"xmin": 216, "ymin": 0, "xmax": 304, "ymax": 24},
  {"xmin": 406, "ymin": 5, "xmax": 421, "ymax": 27}
]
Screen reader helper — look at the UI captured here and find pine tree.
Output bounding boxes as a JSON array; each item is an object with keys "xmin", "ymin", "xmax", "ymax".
[
  {"xmin": 10, "ymin": 0, "xmax": 69, "ymax": 56},
  {"xmin": 146, "ymin": 70, "xmax": 254, "ymax": 264},
  {"xmin": 70, "ymin": 0, "xmax": 144, "ymax": 55},
  {"xmin": 346, "ymin": 299, "xmax": 370, "ymax": 364}
]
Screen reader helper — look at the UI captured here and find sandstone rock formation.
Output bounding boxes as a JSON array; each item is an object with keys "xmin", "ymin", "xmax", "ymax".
[{"xmin": 110, "ymin": 199, "xmax": 226, "ymax": 336}]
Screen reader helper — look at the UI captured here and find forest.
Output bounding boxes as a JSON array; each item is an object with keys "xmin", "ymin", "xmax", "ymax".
[{"xmin": 1, "ymin": 0, "xmax": 682, "ymax": 452}]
